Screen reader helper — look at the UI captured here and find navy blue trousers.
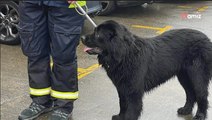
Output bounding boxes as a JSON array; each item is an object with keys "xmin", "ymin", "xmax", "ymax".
[{"xmin": 18, "ymin": 2, "xmax": 84, "ymax": 110}]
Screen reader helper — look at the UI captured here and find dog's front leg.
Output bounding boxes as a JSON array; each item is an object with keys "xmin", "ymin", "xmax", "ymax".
[
  {"xmin": 124, "ymin": 91, "xmax": 143, "ymax": 120},
  {"xmin": 112, "ymin": 91, "xmax": 127, "ymax": 120}
]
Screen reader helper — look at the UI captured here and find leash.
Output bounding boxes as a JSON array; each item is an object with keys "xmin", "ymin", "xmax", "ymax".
[{"xmin": 71, "ymin": 2, "xmax": 98, "ymax": 28}]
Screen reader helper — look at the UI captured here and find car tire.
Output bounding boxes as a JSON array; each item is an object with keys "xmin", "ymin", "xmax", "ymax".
[
  {"xmin": 0, "ymin": 1, "xmax": 20, "ymax": 45},
  {"xmin": 98, "ymin": 1, "xmax": 116, "ymax": 16}
]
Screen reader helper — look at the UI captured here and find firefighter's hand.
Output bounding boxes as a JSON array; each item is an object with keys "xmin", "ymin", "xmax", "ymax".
[{"xmin": 67, "ymin": 0, "xmax": 76, "ymax": 4}]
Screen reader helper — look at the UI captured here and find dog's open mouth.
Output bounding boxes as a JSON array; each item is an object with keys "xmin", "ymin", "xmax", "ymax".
[{"xmin": 83, "ymin": 46, "xmax": 102, "ymax": 55}]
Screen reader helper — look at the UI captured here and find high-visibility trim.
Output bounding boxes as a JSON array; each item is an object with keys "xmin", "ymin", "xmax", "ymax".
[
  {"xmin": 30, "ymin": 87, "xmax": 51, "ymax": 96},
  {"xmin": 51, "ymin": 90, "xmax": 79, "ymax": 100},
  {"xmin": 69, "ymin": 1, "xmax": 86, "ymax": 8}
]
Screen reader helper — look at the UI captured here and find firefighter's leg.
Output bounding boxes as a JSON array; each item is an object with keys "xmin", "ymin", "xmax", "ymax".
[
  {"xmin": 48, "ymin": 6, "xmax": 84, "ymax": 116},
  {"xmin": 18, "ymin": 2, "xmax": 52, "ymax": 120}
]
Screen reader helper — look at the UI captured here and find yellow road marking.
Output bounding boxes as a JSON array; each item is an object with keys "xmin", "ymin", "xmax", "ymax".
[
  {"xmin": 156, "ymin": 26, "xmax": 173, "ymax": 34},
  {"xmin": 132, "ymin": 25, "xmax": 172, "ymax": 34},
  {"xmin": 178, "ymin": 5, "xmax": 208, "ymax": 12},
  {"xmin": 178, "ymin": 6, "xmax": 192, "ymax": 9},
  {"xmin": 50, "ymin": 63, "xmax": 100, "ymax": 80},
  {"xmin": 78, "ymin": 64, "xmax": 100, "ymax": 79},
  {"xmin": 197, "ymin": 6, "xmax": 208, "ymax": 12}
]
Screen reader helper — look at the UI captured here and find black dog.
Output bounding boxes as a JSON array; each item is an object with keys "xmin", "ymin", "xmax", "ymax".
[{"xmin": 81, "ymin": 20, "xmax": 212, "ymax": 120}]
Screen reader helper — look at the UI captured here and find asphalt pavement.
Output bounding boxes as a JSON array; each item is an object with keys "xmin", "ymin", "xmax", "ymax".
[{"xmin": 1, "ymin": 1, "xmax": 212, "ymax": 120}]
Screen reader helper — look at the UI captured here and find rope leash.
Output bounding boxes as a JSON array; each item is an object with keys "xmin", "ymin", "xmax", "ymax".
[{"xmin": 73, "ymin": 2, "xmax": 97, "ymax": 28}]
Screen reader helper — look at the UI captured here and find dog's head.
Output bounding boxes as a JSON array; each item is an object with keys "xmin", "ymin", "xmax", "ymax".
[{"xmin": 82, "ymin": 20, "xmax": 131, "ymax": 62}]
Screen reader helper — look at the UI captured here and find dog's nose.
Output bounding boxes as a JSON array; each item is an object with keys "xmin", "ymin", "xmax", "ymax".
[{"xmin": 81, "ymin": 35, "xmax": 86, "ymax": 42}]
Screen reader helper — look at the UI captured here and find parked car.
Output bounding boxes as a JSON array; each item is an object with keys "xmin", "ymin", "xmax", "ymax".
[
  {"xmin": 0, "ymin": 1, "xmax": 101, "ymax": 45},
  {"xmin": 0, "ymin": 1, "xmax": 19, "ymax": 45},
  {"xmin": 99, "ymin": 1, "xmax": 153, "ymax": 15}
]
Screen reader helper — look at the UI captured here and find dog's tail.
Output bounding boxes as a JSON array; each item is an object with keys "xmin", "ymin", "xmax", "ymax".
[
  {"xmin": 202, "ymin": 37, "xmax": 212, "ymax": 80},
  {"xmin": 208, "ymin": 41, "xmax": 212, "ymax": 80}
]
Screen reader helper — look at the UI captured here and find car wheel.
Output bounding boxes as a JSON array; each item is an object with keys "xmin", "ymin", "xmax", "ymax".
[
  {"xmin": 98, "ymin": 1, "xmax": 116, "ymax": 16},
  {"xmin": 0, "ymin": 1, "xmax": 20, "ymax": 45}
]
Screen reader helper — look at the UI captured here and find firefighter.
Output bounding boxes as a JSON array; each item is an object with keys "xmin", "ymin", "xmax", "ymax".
[{"xmin": 18, "ymin": 1, "xmax": 85, "ymax": 120}]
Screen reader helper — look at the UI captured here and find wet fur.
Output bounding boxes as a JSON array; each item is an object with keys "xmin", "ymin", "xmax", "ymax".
[{"xmin": 82, "ymin": 20, "xmax": 212, "ymax": 120}]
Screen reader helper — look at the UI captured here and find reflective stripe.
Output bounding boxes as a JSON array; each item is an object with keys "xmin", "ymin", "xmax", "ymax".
[
  {"xmin": 30, "ymin": 87, "xmax": 51, "ymax": 96},
  {"xmin": 69, "ymin": 1, "xmax": 86, "ymax": 8},
  {"xmin": 51, "ymin": 90, "xmax": 79, "ymax": 100}
]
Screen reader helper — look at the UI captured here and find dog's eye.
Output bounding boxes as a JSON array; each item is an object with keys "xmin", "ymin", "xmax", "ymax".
[{"xmin": 95, "ymin": 34, "xmax": 100, "ymax": 39}]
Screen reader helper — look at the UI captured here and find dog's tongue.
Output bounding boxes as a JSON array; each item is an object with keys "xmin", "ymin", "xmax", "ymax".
[{"xmin": 83, "ymin": 47, "xmax": 93, "ymax": 52}]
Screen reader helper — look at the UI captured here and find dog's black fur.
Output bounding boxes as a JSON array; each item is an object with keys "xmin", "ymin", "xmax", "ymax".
[{"xmin": 81, "ymin": 20, "xmax": 212, "ymax": 120}]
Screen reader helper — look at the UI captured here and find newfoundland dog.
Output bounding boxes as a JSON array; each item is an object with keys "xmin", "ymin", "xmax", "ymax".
[{"xmin": 81, "ymin": 20, "xmax": 212, "ymax": 120}]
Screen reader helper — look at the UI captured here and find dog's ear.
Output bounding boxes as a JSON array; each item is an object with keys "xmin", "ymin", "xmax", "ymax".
[
  {"xmin": 109, "ymin": 35, "xmax": 127, "ymax": 63},
  {"xmin": 98, "ymin": 21, "xmax": 127, "ymax": 63}
]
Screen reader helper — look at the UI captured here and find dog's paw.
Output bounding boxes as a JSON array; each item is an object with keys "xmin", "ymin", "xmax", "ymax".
[
  {"xmin": 177, "ymin": 107, "xmax": 192, "ymax": 115},
  {"xmin": 112, "ymin": 115, "xmax": 121, "ymax": 120},
  {"xmin": 192, "ymin": 113, "xmax": 205, "ymax": 120}
]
